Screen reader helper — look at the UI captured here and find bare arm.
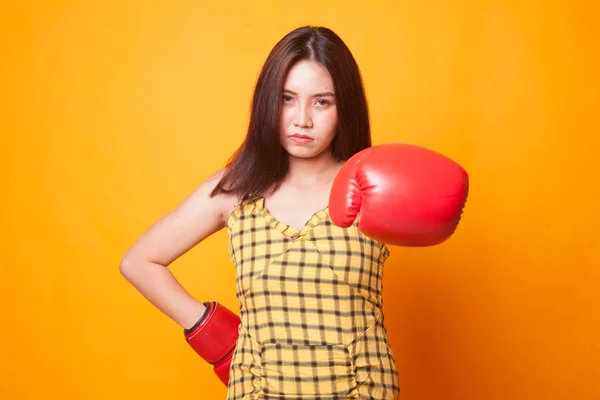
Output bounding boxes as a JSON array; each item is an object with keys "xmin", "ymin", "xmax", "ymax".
[{"xmin": 119, "ymin": 170, "xmax": 236, "ymax": 330}]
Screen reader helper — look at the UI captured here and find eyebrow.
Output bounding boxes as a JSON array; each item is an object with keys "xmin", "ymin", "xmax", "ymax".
[{"xmin": 283, "ymin": 89, "xmax": 335, "ymax": 97}]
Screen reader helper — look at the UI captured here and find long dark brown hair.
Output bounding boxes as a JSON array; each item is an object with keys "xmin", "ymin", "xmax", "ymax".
[{"xmin": 210, "ymin": 26, "xmax": 371, "ymax": 199}]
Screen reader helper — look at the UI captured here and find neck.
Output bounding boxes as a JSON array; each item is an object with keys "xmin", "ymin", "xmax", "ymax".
[{"xmin": 285, "ymin": 151, "xmax": 340, "ymax": 187}]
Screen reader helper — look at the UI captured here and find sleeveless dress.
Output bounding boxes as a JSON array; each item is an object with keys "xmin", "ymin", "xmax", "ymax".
[{"xmin": 225, "ymin": 196, "xmax": 400, "ymax": 399}]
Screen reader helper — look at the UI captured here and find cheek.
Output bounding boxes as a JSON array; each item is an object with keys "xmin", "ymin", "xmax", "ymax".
[
  {"xmin": 280, "ymin": 107, "xmax": 294, "ymax": 125},
  {"xmin": 320, "ymin": 110, "xmax": 338, "ymax": 135},
  {"xmin": 279, "ymin": 109, "xmax": 290, "ymax": 136}
]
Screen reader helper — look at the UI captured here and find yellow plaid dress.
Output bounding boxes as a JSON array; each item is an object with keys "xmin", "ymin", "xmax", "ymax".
[{"xmin": 225, "ymin": 196, "xmax": 400, "ymax": 399}]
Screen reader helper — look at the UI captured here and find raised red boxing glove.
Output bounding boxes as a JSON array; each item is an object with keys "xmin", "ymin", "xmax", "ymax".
[
  {"xmin": 329, "ymin": 143, "xmax": 469, "ymax": 247},
  {"xmin": 184, "ymin": 301, "xmax": 240, "ymax": 386}
]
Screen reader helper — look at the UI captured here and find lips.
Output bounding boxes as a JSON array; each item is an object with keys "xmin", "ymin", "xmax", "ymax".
[{"xmin": 289, "ymin": 134, "xmax": 314, "ymax": 144}]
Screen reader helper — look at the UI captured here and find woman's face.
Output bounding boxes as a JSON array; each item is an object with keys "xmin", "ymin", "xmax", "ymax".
[{"xmin": 279, "ymin": 60, "xmax": 338, "ymax": 160}]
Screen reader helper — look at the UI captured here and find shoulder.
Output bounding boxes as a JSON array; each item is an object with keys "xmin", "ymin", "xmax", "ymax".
[{"xmin": 201, "ymin": 169, "xmax": 240, "ymax": 226}]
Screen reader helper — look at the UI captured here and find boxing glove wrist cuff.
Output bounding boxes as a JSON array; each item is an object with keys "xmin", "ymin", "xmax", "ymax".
[
  {"xmin": 184, "ymin": 301, "xmax": 240, "ymax": 365},
  {"xmin": 183, "ymin": 302, "xmax": 211, "ymax": 335}
]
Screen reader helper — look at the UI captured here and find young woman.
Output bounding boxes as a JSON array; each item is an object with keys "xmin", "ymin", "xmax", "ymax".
[{"xmin": 120, "ymin": 25, "xmax": 468, "ymax": 400}]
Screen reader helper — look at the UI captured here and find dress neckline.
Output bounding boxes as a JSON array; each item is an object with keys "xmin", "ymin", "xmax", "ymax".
[{"xmin": 254, "ymin": 196, "xmax": 329, "ymax": 240}]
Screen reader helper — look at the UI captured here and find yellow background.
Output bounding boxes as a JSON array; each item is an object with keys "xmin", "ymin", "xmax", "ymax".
[{"xmin": 2, "ymin": 1, "xmax": 599, "ymax": 399}]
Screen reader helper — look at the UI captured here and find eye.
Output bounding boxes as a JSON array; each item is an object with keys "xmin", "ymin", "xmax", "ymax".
[
  {"xmin": 316, "ymin": 99, "xmax": 330, "ymax": 106},
  {"xmin": 282, "ymin": 95, "xmax": 293, "ymax": 102}
]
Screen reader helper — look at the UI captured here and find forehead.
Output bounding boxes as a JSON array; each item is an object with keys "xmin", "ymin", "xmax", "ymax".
[{"xmin": 283, "ymin": 60, "xmax": 334, "ymax": 93}]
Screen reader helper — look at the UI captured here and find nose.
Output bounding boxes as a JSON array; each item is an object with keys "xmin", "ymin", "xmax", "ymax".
[{"xmin": 293, "ymin": 104, "xmax": 313, "ymax": 129}]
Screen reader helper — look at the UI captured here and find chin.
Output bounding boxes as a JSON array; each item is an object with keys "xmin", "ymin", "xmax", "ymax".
[
  {"xmin": 286, "ymin": 150, "xmax": 317, "ymax": 159},
  {"xmin": 284, "ymin": 146, "xmax": 329, "ymax": 160}
]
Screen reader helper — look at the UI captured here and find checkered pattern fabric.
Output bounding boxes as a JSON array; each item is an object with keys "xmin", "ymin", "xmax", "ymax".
[{"xmin": 225, "ymin": 196, "xmax": 400, "ymax": 399}]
